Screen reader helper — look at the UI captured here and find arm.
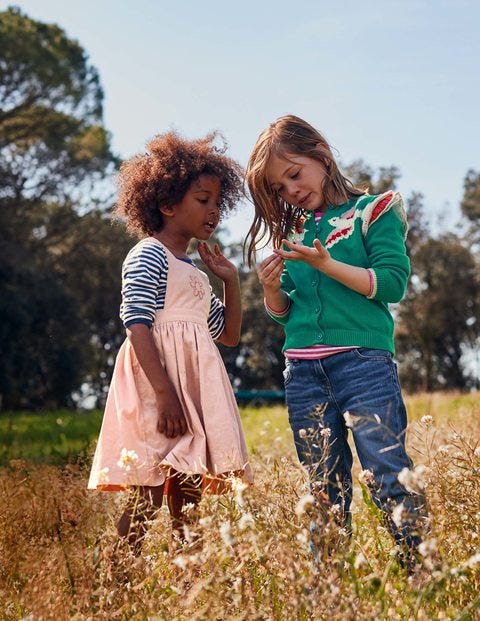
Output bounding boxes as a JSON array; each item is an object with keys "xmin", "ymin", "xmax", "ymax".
[
  {"xmin": 273, "ymin": 206, "xmax": 410, "ymax": 302},
  {"xmin": 127, "ymin": 324, "xmax": 187, "ymax": 438},
  {"xmin": 274, "ymin": 239, "xmax": 371, "ymax": 296},
  {"xmin": 198, "ymin": 242, "xmax": 242, "ymax": 346},
  {"xmin": 257, "ymin": 253, "xmax": 290, "ymax": 312},
  {"xmin": 120, "ymin": 241, "xmax": 186, "ymax": 438}
]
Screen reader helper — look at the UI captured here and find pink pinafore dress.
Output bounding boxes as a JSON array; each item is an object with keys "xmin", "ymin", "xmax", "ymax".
[{"xmin": 88, "ymin": 239, "xmax": 252, "ymax": 491}]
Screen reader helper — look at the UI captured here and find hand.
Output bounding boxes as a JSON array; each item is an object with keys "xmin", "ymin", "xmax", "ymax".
[
  {"xmin": 156, "ymin": 385, "xmax": 188, "ymax": 438},
  {"xmin": 274, "ymin": 238, "xmax": 332, "ymax": 272},
  {"xmin": 257, "ymin": 254, "xmax": 284, "ymax": 292},
  {"xmin": 198, "ymin": 242, "xmax": 237, "ymax": 282}
]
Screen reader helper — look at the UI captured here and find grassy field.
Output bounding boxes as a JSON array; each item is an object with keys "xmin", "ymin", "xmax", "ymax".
[{"xmin": 0, "ymin": 392, "xmax": 479, "ymax": 620}]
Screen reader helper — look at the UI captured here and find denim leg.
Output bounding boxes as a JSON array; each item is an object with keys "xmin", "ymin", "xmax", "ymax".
[
  {"xmin": 323, "ymin": 349, "xmax": 427, "ymax": 549},
  {"xmin": 284, "ymin": 359, "xmax": 353, "ymax": 516}
]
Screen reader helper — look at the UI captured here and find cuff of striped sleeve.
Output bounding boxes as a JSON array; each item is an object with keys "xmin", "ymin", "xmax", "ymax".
[
  {"xmin": 124, "ymin": 317, "xmax": 153, "ymax": 328},
  {"xmin": 366, "ymin": 268, "xmax": 377, "ymax": 299},
  {"xmin": 264, "ymin": 296, "xmax": 291, "ymax": 318}
]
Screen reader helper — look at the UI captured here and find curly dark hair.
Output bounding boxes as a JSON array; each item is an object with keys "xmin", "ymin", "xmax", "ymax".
[{"xmin": 114, "ymin": 131, "xmax": 244, "ymax": 236}]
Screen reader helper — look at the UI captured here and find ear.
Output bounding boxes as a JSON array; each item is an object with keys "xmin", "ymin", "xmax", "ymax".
[{"xmin": 159, "ymin": 204, "xmax": 175, "ymax": 218}]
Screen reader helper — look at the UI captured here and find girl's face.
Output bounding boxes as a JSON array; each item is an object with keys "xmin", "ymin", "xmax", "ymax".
[
  {"xmin": 166, "ymin": 175, "xmax": 221, "ymax": 240},
  {"xmin": 266, "ymin": 153, "xmax": 328, "ymax": 211}
]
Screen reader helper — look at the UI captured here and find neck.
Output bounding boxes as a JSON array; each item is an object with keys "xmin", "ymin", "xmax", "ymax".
[{"xmin": 153, "ymin": 230, "xmax": 190, "ymax": 258}]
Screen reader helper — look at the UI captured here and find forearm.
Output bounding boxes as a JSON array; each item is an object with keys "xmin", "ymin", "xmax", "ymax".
[
  {"xmin": 126, "ymin": 324, "xmax": 173, "ymax": 395},
  {"xmin": 320, "ymin": 259, "xmax": 371, "ymax": 296},
  {"xmin": 218, "ymin": 273, "xmax": 242, "ymax": 346},
  {"xmin": 263, "ymin": 287, "xmax": 290, "ymax": 313}
]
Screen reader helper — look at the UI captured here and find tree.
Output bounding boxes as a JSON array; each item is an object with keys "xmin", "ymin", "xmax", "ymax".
[
  {"xmin": 0, "ymin": 7, "xmax": 123, "ymax": 409},
  {"xmin": 396, "ymin": 234, "xmax": 479, "ymax": 392}
]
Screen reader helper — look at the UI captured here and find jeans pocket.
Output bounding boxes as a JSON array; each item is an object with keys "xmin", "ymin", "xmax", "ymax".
[{"xmin": 353, "ymin": 348, "xmax": 392, "ymax": 362}]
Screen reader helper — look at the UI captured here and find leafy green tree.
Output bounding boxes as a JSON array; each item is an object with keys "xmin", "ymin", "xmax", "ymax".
[
  {"xmin": 0, "ymin": 7, "xmax": 124, "ymax": 409},
  {"xmin": 396, "ymin": 234, "xmax": 479, "ymax": 392}
]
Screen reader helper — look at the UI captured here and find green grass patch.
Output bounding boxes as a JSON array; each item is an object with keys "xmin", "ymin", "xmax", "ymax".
[
  {"xmin": 0, "ymin": 409, "xmax": 103, "ymax": 465},
  {"xmin": 1, "ymin": 391, "xmax": 478, "ymax": 466}
]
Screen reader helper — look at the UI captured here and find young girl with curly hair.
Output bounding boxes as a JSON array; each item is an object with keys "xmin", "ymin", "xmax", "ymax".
[
  {"xmin": 245, "ymin": 115, "xmax": 427, "ymax": 569},
  {"xmin": 88, "ymin": 131, "xmax": 252, "ymax": 552}
]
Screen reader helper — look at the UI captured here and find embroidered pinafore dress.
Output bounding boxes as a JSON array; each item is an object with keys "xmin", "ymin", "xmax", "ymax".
[{"xmin": 88, "ymin": 240, "xmax": 252, "ymax": 490}]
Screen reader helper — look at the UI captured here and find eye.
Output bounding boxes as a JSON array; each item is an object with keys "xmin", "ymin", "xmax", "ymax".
[
  {"xmin": 198, "ymin": 198, "xmax": 209, "ymax": 204},
  {"xmin": 291, "ymin": 170, "xmax": 300, "ymax": 179}
]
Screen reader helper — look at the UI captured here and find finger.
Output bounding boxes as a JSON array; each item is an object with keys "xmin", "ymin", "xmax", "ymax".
[
  {"xmin": 157, "ymin": 415, "xmax": 166, "ymax": 435},
  {"xmin": 214, "ymin": 243, "xmax": 222, "ymax": 256},
  {"xmin": 260, "ymin": 254, "xmax": 280, "ymax": 269}
]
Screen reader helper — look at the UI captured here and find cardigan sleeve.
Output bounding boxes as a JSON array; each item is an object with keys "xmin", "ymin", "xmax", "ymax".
[
  {"xmin": 363, "ymin": 201, "xmax": 410, "ymax": 303},
  {"xmin": 264, "ymin": 266, "xmax": 294, "ymax": 325}
]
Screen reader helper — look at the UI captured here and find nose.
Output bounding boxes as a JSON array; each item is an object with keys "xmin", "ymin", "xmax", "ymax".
[
  {"xmin": 209, "ymin": 203, "xmax": 220, "ymax": 217},
  {"xmin": 284, "ymin": 180, "xmax": 299, "ymax": 202}
]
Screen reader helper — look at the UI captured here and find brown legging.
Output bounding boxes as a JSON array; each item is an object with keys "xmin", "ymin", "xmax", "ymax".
[{"xmin": 117, "ymin": 470, "xmax": 202, "ymax": 553}]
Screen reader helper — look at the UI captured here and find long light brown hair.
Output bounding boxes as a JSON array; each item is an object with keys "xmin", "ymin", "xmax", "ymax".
[{"xmin": 244, "ymin": 115, "xmax": 365, "ymax": 266}]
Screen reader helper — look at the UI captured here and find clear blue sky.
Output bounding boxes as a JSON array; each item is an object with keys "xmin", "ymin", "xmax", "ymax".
[{"xmin": 3, "ymin": 0, "xmax": 480, "ymax": 240}]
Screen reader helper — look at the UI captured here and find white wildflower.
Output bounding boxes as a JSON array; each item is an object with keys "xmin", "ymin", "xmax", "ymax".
[
  {"xmin": 474, "ymin": 446, "xmax": 480, "ymax": 458},
  {"xmin": 296, "ymin": 529, "xmax": 310, "ymax": 545},
  {"xmin": 98, "ymin": 467, "xmax": 110, "ymax": 485},
  {"xmin": 295, "ymin": 493, "xmax": 315, "ymax": 516},
  {"xmin": 354, "ymin": 551, "xmax": 367, "ymax": 569},
  {"xmin": 173, "ymin": 555, "xmax": 187, "ymax": 570},
  {"xmin": 343, "ymin": 411, "xmax": 354, "ymax": 428},
  {"xmin": 232, "ymin": 479, "xmax": 248, "ymax": 507},
  {"xmin": 298, "ymin": 428, "xmax": 307, "ymax": 439},
  {"xmin": 330, "ymin": 503, "xmax": 342, "ymax": 516},
  {"xmin": 437, "ymin": 445, "xmax": 450, "ymax": 454},
  {"xmin": 117, "ymin": 448, "xmax": 139, "ymax": 471},
  {"xmin": 464, "ymin": 552, "xmax": 480, "ymax": 568},
  {"xmin": 418, "ymin": 538, "xmax": 437, "ymax": 557},
  {"xmin": 199, "ymin": 516, "xmax": 212, "ymax": 527},
  {"xmin": 320, "ymin": 427, "xmax": 331, "ymax": 438},
  {"xmin": 397, "ymin": 464, "xmax": 426, "ymax": 494},
  {"xmin": 238, "ymin": 513, "xmax": 255, "ymax": 531},
  {"xmin": 391, "ymin": 502, "xmax": 405, "ymax": 528},
  {"xmin": 358, "ymin": 469, "xmax": 375, "ymax": 486},
  {"xmin": 421, "ymin": 415, "xmax": 433, "ymax": 427},
  {"xmin": 219, "ymin": 521, "xmax": 235, "ymax": 546}
]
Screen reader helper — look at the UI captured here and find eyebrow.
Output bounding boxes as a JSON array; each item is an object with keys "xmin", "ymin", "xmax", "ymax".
[{"xmin": 270, "ymin": 163, "xmax": 296, "ymax": 189}]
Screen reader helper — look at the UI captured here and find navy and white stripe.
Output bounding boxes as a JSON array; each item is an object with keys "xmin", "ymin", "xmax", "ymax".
[{"xmin": 120, "ymin": 238, "xmax": 225, "ymax": 338}]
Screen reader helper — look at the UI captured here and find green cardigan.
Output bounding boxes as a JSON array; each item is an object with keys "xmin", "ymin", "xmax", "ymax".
[{"xmin": 268, "ymin": 191, "xmax": 410, "ymax": 354}]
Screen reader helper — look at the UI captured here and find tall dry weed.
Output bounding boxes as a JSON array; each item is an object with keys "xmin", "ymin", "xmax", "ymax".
[{"xmin": 0, "ymin": 395, "xmax": 479, "ymax": 620}]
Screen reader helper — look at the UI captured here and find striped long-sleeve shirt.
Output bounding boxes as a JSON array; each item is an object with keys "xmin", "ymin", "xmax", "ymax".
[{"xmin": 119, "ymin": 238, "xmax": 225, "ymax": 339}]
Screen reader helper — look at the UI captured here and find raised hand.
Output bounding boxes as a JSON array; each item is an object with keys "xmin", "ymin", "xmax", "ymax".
[
  {"xmin": 274, "ymin": 238, "xmax": 332, "ymax": 271},
  {"xmin": 198, "ymin": 242, "xmax": 237, "ymax": 283},
  {"xmin": 257, "ymin": 253, "xmax": 284, "ymax": 292}
]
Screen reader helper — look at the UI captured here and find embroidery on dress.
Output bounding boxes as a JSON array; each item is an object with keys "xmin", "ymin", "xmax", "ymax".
[
  {"xmin": 189, "ymin": 275, "xmax": 205, "ymax": 299},
  {"xmin": 325, "ymin": 201, "xmax": 362, "ymax": 249}
]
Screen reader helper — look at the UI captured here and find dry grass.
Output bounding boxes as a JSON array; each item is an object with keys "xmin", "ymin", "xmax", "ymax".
[{"xmin": 1, "ymin": 393, "xmax": 479, "ymax": 620}]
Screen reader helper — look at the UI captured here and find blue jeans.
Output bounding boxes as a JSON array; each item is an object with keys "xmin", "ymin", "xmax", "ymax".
[{"xmin": 284, "ymin": 349, "xmax": 426, "ymax": 549}]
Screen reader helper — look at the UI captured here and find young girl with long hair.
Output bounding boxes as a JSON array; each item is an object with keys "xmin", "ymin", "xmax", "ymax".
[{"xmin": 245, "ymin": 114, "xmax": 426, "ymax": 568}]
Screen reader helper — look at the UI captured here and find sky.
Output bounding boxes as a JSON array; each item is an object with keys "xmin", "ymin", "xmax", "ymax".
[{"xmin": 3, "ymin": 0, "xmax": 480, "ymax": 242}]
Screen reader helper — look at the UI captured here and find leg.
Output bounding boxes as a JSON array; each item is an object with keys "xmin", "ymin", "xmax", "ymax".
[
  {"xmin": 330, "ymin": 349, "xmax": 428, "ymax": 559},
  {"xmin": 284, "ymin": 359, "xmax": 353, "ymax": 521},
  {"xmin": 166, "ymin": 470, "xmax": 202, "ymax": 541},
  {"xmin": 117, "ymin": 484, "xmax": 165, "ymax": 554}
]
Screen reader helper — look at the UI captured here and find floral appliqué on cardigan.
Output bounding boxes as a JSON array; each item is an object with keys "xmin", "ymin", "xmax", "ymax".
[{"xmin": 288, "ymin": 215, "xmax": 307, "ymax": 243}]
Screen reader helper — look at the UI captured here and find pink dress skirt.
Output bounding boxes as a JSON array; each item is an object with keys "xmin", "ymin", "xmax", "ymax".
[{"xmin": 88, "ymin": 241, "xmax": 252, "ymax": 491}]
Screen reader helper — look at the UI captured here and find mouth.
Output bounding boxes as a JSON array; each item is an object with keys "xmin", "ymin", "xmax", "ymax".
[
  {"xmin": 205, "ymin": 220, "xmax": 217, "ymax": 232},
  {"xmin": 298, "ymin": 193, "xmax": 311, "ymax": 207}
]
